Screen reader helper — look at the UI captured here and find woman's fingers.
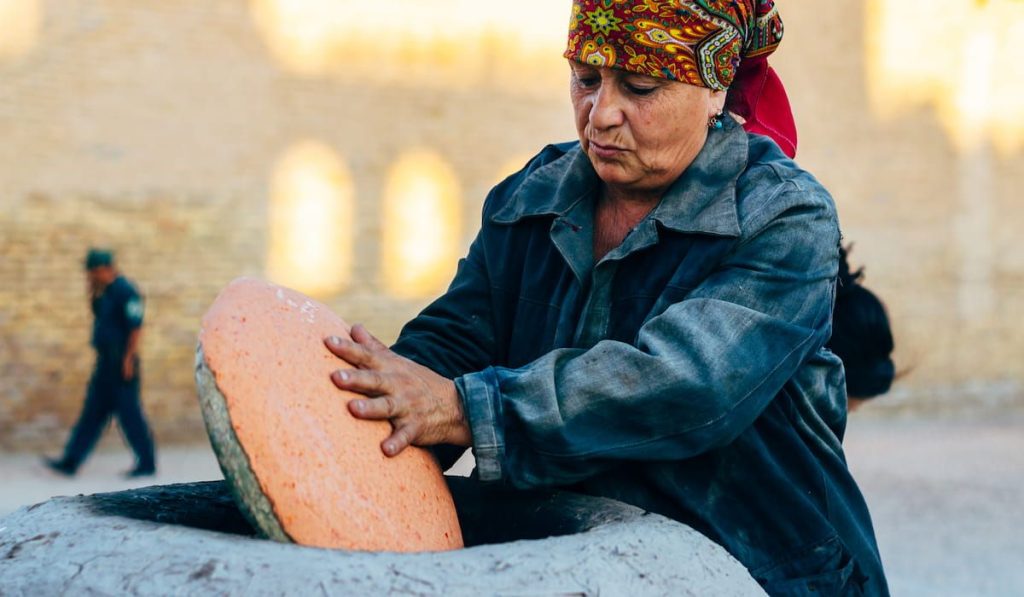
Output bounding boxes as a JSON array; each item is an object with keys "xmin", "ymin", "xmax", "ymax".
[
  {"xmin": 323, "ymin": 324, "xmax": 468, "ymax": 456},
  {"xmin": 347, "ymin": 396, "xmax": 416, "ymax": 457},
  {"xmin": 331, "ymin": 368, "xmax": 389, "ymax": 396},
  {"xmin": 325, "ymin": 324, "xmax": 388, "ymax": 368},
  {"xmin": 351, "ymin": 323, "xmax": 389, "ymax": 352},
  {"xmin": 347, "ymin": 395, "xmax": 398, "ymax": 419},
  {"xmin": 382, "ymin": 425, "xmax": 416, "ymax": 457},
  {"xmin": 324, "ymin": 336, "xmax": 377, "ymax": 369}
]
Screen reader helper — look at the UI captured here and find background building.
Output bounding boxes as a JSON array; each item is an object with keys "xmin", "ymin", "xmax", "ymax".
[{"xmin": 1, "ymin": 0, "xmax": 1022, "ymax": 451}]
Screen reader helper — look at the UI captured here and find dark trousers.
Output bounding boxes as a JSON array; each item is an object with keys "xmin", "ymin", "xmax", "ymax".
[{"xmin": 61, "ymin": 355, "xmax": 156, "ymax": 470}]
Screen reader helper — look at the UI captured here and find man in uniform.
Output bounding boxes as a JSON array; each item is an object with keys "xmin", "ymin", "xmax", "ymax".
[{"xmin": 45, "ymin": 248, "xmax": 157, "ymax": 478}]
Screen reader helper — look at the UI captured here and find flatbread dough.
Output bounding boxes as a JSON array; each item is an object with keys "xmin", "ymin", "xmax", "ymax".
[{"xmin": 195, "ymin": 278, "xmax": 463, "ymax": 552}]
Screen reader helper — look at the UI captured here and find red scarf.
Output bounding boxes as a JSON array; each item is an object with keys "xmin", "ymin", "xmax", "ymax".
[{"xmin": 727, "ymin": 55, "xmax": 798, "ymax": 159}]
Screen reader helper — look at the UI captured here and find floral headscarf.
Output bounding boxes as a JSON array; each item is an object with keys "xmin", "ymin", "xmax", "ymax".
[
  {"xmin": 564, "ymin": 0, "xmax": 784, "ymax": 91},
  {"xmin": 565, "ymin": 0, "xmax": 797, "ymax": 157}
]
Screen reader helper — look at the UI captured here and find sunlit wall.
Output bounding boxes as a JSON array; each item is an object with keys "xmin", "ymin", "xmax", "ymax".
[
  {"xmin": 867, "ymin": 0, "xmax": 1024, "ymax": 153},
  {"xmin": 0, "ymin": 0, "xmax": 41, "ymax": 62},
  {"xmin": 248, "ymin": 0, "xmax": 569, "ymax": 94}
]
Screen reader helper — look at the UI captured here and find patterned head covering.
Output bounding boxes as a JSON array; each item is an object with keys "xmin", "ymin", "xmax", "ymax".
[{"xmin": 564, "ymin": 0, "xmax": 784, "ymax": 91}]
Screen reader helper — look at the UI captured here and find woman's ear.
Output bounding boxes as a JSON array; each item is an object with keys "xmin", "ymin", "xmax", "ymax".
[{"xmin": 709, "ymin": 89, "xmax": 728, "ymax": 116}]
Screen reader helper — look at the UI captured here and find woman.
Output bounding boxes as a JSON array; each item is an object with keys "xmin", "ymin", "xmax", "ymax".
[{"xmin": 325, "ymin": 1, "xmax": 888, "ymax": 594}]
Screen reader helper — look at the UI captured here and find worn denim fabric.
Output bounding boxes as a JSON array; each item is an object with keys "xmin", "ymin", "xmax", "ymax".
[{"xmin": 392, "ymin": 116, "xmax": 888, "ymax": 595}]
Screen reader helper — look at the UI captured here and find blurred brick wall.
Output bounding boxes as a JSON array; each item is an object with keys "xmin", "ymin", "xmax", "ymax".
[
  {"xmin": 776, "ymin": 1, "xmax": 1024, "ymax": 416},
  {"xmin": 0, "ymin": 0, "xmax": 576, "ymax": 451},
  {"xmin": 0, "ymin": 192, "xmax": 265, "ymax": 449},
  {"xmin": 1, "ymin": 1, "xmax": 1022, "ymax": 452}
]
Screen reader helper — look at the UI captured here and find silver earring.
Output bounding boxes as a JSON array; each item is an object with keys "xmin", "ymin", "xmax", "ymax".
[{"xmin": 708, "ymin": 112, "xmax": 724, "ymax": 130}]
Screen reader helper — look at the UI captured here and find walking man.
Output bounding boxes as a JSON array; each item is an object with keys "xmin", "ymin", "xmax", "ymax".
[{"xmin": 45, "ymin": 248, "xmax": 157, "ymax": 477}]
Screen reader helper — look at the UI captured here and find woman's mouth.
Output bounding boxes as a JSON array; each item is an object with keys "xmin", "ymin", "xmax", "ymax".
[{"xmin": 589, "ymin": 141, "xmax": 627, "ymax": 159}]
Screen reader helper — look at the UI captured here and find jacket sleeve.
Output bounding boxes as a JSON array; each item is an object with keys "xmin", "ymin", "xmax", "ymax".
[
  {"xmin": 456, "ymin": 188, "xmax": 841, "ymax": 488},
  {"xmin": 391, "ymin": 231, "xmax": 497, "ymax": 381},
  {"xmin": 390, "ymin": 217, "xmax": 500, "ymax": 471},
  {"xmin": 123, "ymin": 285, "xmax": 145, "ymax": 330}
]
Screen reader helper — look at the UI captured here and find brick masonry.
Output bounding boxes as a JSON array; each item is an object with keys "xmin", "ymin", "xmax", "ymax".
[{"xmin": 1, "ymin": 0, "xmax": 1022, "ymax": 452}]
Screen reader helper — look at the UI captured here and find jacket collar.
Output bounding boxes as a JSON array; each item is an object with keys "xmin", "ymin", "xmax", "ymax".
[{"xmin": 491, "ymin": 115, "xmax": 748, "ymax": 238}]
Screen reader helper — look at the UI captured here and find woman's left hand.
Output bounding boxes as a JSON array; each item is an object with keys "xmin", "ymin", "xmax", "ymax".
[{"xmin": 325, "ymin": 325, "xmax": 472, "ymax": 457}]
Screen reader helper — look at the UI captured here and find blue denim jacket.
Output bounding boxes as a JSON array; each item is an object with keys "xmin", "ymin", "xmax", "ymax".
[{"xmin": 393, "ymin": 117, "xmax": 888, "ymax": 595}]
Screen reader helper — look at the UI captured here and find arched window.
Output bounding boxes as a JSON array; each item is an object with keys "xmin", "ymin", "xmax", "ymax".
[
  {"xmin": 266, "ymin": 140, "xmax": 354, "ymax": 297},
  {"xmin": 381, "ymin": 151, "xmax": 461, "ymax": 299}
]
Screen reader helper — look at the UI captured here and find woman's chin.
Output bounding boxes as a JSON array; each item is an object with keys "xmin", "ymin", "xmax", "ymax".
[{"xmin": 590, "ymin": 159, "xmax": 636, "ymax": 187}]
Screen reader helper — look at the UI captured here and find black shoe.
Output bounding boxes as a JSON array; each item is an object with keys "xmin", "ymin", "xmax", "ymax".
[
  {"xmin": 42, "ymin": 457, "xmax": 77, "ymax": 477},
  {"xmin": 123, "ymin": 466, "xmax": 156, "ymax": 479}
]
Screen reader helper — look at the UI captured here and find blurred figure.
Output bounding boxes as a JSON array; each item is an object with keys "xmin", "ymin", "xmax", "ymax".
[
  {"xmin": 828, "ymin": 246, "xmax": 896, "ymax": 412},
  {"xmin": 44, "ymin": 248, "xmax": 156, "ymax": 477}
]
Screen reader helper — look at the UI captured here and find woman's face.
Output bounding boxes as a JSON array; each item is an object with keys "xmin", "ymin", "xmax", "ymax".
[{"xmin": 569, "ymin": 62, "xmax": 726, "ymax": 196}]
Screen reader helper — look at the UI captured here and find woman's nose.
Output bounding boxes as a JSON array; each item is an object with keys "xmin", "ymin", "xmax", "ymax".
[{"xmin": 589, "ymin": 86, "xmax": 625, "ymax": 130}]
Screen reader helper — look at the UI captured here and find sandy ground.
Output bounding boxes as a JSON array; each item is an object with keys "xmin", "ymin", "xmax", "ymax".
[
  {"xmin": 1, "ymin": 416, "xmax": 1021, "ymax": 596},
  {"xmin": 842, "ymin": 416, "xmax": 1024, "ymax": 596}
]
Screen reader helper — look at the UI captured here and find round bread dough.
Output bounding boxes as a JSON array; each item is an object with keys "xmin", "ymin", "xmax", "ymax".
[{"xmin": 195, "ymin": 277, "xmax": 463, "ymax": 552}]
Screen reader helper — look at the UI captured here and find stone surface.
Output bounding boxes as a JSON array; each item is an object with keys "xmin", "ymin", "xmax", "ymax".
[
  {"xmin": 0, "ymin": 480, "xmax": 764, "ymax": 596},
  {"xmin": 6, "ymin": 418, "xmax": 1024, "ymax": 594},
  {"xmin": 196, "ymin": 278, "xmax": 461, "ymax": 551}
]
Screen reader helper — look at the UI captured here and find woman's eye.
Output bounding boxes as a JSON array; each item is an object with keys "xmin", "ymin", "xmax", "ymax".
[
  {"xmin": 577, "ymin": 76, "xmax": 599, "ymax": 88},
  {"xmin": 626, "ymin": 83, "xmax": 656, "ymax": 96}
]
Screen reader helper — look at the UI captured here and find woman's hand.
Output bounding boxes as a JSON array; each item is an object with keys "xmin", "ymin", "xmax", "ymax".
[{"xmin": 325, "ymin": 324, "xmax": 472, "ymax": 457}]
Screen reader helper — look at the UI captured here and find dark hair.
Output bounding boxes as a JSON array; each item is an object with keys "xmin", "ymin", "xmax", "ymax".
[{"xmin": 827, "ymin": 246, "xmax": 895, "ymax": 399}]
